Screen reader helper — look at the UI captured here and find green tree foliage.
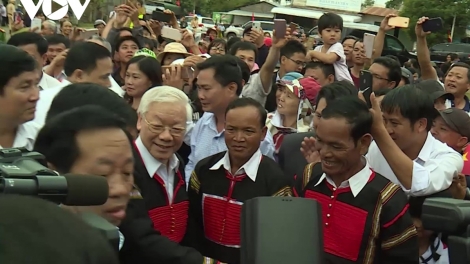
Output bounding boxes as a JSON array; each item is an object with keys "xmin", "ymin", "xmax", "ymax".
[
  {"xmin": 399, "ymin": 0, "xmax": 470, "ymax": 46},
  {"xmin": 362, "ymin": 0, "xmax": 375, "ymax": 8},
  {"xmin": 385, "ymin": 0, "xmax": 402, "ymax": 9}
]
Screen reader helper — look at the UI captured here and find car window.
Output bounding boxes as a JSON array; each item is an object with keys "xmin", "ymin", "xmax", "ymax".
[
  {"xmin": 242, "ymin": 21, "xmax": 252, "ymax": 29},
  {"xmin": 453, "ymin": 44, "xmax": 470, "ymax": 52},
  {"xmin": 385, "ymin": 36, "xmax": 404, "ymax": 51},
  {"xmin": 202, "ymin": 18, "xmax": 214, "ymax": 24},
  {"xmin": 262, "ymin": 23, "xmax": 274, "ymax": 31},
  {"xmin": 431, "ymin": 44, "xmax": 456, "ymax": 52}
]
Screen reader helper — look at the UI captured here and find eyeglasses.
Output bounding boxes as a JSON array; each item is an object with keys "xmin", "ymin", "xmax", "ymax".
[
  {"xmin": 287, "ymin": 57, "xmax": 306, "ymax": 68},
  {"xmin": 143, "ymin": 115, "xmax": 186, "ymax": 137},
  {"xmin": 210, "ymin": 47, "xmax": 225, "ymax": 52},
  {"xmin": 371, "ymin": 73, "xmax": 389, "ymax": 81}
]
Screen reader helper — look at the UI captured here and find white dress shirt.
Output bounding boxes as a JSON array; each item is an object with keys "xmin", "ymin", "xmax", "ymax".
[
  {"xmin": 0, "ymin": 122, "xmax": 41, "ymax": 151},
  {"xmin": 314, "ymin": 161, "xmax": 372, "ymax": 197},
  {"xmin": 38, "ymin": 72, "xmax": 61, "ymax": 90},
  {"xmin": 366, "ymin": 132, "xmax": 463, "ymax": 196},
  {"xmin": 32, "ymin": 79, "xmax": 71, "ymax": 128},
  {"xmin": 135, "ymin": 137, "xmax": 179, "ymax": 203},
  {"xmin": 209, "ymin": 148, "xmax": 262, "ymax": 182}
]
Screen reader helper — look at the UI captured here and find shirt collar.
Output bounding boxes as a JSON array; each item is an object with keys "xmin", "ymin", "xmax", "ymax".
[
  {"xmin": 314, "ymin": 160, "xmax": 372, "ymax": 197},
  {"xmin": 209, "ymin": 148, "xmax": 262, "ymax": 182},
  {"xmin": 416, "ymin": 132, "xmax": 434, "ymax": 163},
  {"xmin": 135, "ymin": 137, "xmax": 179, "ymax": 178}
]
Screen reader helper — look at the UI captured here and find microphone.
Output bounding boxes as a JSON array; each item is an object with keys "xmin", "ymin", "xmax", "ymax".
[{"xmin": 0, "ymin": 174, "xmax": 109, "ymax": 206}]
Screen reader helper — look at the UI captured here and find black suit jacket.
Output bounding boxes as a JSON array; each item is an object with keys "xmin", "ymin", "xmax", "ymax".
[
  {"xmin": 278, "ymin": 131, "xmax": 315, "ymax": 181},
  {"xmin": 119, "ymin": 197, "xmax": 204, "ymax": 264}
]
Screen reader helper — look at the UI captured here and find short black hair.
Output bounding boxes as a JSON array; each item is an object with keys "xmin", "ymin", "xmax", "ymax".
[
  {"xmin": 280, "ymin": 40, "xmax": 307, "ymax": 59},
  {"xmin": 63, "ymin": 42, "xmax": 111, "ymax": 77},
  {"xmin": 315, "ymin": 81, "xmax": 357, "ymax": 106},
  {"xmin": 116, "ymin": 36, "xmax": 141, "ymax": 51},
  {"xmin": 34, "ymin": 105, "xmax": 132, "ymax": 173},
  {"xmin": 381, "ymin": 84, "xmax": 436, "ymax": 131},
  {"xmin": 317, "ymin": 13, "xmax": 343, "ymax": 32},
  {"xmin": 44, "ymin": 34, "xmax": 70, "ymax": 48},
  {"xmin": 448, "ymin": 62, "xmax": 470, "ymax": 82},
  {"xmin": 304, "ymin": 61, "xmax": 335, "ymax": 78},
  {"xmin": 372, "ymin": 56, "xmax": 402, "ymax": 88},
  {"xmin": 7, "ymin": 32, "xmax": 48, "ymax": 55},
  {"xmin": 225, "ymin": 97, "xmax": 267, "ymax": 128},
  {"xmin": 226, "ymin": 36, "xmax": 241, "ymax": 51},
  {"xmin": 46, "ymin": 83, "xmax": 137, "ymax": 129},
  {"xmin": 341, "ymin": 35, "xmax": 359, "ymax": 44},
  {"xmin": 229, "ymin": 41, "xmax": 258, "ymax": 59},
  {"xmin": 233, "ymin": 56, "xmax": 251, "ymax": 84},
  {"xmin": 0, "ymin": 195, "xmax": 119, "ymax": 264},
  {"xmin": 196, "ymin": 55, "xmax": 243, "ymax": 96},
  {"xmin": 0, "ymin": 44, "xmax": 36, "ymax": 94},
  {"xmin": 321, "ymin": 96, "xmax": 372, "ymax": 143}
]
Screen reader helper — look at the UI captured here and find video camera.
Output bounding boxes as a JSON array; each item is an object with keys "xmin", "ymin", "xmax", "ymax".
[
  {"xmin": 0, "ymin": 147, "xmax": 120, "ymax": 251},
  {"xmin": 422, "ymin": 197, "xmax": 470, "ymax": 264}
]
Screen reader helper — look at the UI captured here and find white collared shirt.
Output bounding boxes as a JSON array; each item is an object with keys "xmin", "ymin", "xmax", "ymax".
[
  {"xmin": 209, "ymin": 148, "xmax": 262, "ymax": 182},
  {"xmin": 366, "ymin": 132, "xmax": 463, "ymax": 196},
  {"xmin": 31, "ymin": 79, "xmax": 71, "ymax": 128},
  {"xmin": 38, "ymin": 72, "xmax": 61, "ymax": 90},
  {"xmin": 135, "ymin": 137, "xmax": 179, "ymax": 203},
  {"xmin": 314, "ymin": 161, "xmax": 372, "ymax": 197},
  {"xmin": 0, "ymin": 122, "xmax": 40, "ymax": 151}
]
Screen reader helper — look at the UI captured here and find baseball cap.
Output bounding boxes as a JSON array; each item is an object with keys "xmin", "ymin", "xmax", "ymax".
[
  {"xmin": 94, "ymin": 19, "xmax": 106, "ymax": 27},
  {"xmin": 415, "ymin": 80, "xmax": 453, "ymax": 101},
  {"xmin": 298, "ymin": 77, "xmax": 321, "ymax": 105},
  {"xmin": 278, "ymin": 72, "xmax": 303, "ymax": 85},
  {"xmin": 439, "ymin": 108, "xmax": 470, "ymax": 139},
  {"xmin": 401, "ymin": 67, "xmax": 413, "ymax": 84}
]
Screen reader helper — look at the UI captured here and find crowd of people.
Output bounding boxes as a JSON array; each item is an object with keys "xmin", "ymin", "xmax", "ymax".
[{"xmin": 0, "ymin": 1, "xmax": 469, "ymax": 263}]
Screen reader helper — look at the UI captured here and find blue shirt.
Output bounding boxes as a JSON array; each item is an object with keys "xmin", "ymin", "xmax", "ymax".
[{"xmin": 184, "ymin": 112, "xmax": 275, "ymax": 184}]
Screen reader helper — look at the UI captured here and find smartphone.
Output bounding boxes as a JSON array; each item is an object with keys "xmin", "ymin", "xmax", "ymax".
[
  {"xmin": 80, "ymin": 29, "xmax": 99, "ymax": 39},
  {"xmin": 388, "ymin": 16, "xmax": 410, "ymax": 28},
  {"xmin": 152, "ymin": 11, "xmax": 172, "ymax": 23},
  {"xmin": 360, "ymin": 70, "xmax": 373, "ymax": 108},
  {"xmin": 363, "ymin": 33, "xmax": 375, "ymax": 59},
  {"xmin": 274, "ymin": 19, "xmax": 286, "ymax": 39},
  {"xmin": 161, "ymin": 26, "xmax": 182, "ymax": 41},
  {"xmin": 422, "ymin": 17, "xmax": 444, "ymax": 33},
  {"xmin": 252, "ymin": 21, "xmax": 261, "ymax": 31},
  {"xmin": 31, "ymin": 18, "xmax": 42, "ymax": 32}
]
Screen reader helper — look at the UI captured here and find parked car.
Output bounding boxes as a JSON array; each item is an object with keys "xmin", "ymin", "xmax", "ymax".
[
  {"xmin": 308, "ymin": 22, "xmax": 414, "ymax": 65},
  {"xmin": 430, "ymin": 43, "xmax": 470, "ymax": 64},
  {"xmin": 185, "ymin": 16, "xmax": 215, "ymax": 33},
  {"xmin": 225, "ymin": 21, "xmax": 274, "ymax": 39}
]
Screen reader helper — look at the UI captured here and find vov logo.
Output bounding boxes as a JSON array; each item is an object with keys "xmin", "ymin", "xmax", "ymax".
[{"xmin": 20, "ymin": 0, "xmax": 90, "ymax": 20}]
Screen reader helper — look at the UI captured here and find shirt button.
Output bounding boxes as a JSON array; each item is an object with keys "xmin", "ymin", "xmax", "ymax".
[
  {"xmin": 330, "ymin": 195, "xmax": 334, "ymax": 199},
  {"xmin": 328, "ymin": 204, "xmax": 332, "ymax": 208},
  {"xmin": 333, "ymin": 188, "xmax": 336, "ymax": 191},
  {"xmin": 325, "ymin": 222, "xmax": 329, "ymax": 226},
  {"xmin": 327, "ymin": 214, "xmax": 330, "ymax": 218}
]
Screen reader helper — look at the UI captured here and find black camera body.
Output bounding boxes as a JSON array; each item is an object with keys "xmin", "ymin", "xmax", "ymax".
[{"xmin": 0, "ymin": 147, "xmax": 120, "ymax": 252}]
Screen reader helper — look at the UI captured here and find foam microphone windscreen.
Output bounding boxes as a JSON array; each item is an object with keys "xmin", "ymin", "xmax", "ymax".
[{"xmin": 63, "ymin": 174, "xmax": 109, "ymax": 206}]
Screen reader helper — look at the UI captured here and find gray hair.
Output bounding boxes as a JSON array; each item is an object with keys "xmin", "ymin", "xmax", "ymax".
[
  {"xmin": 87, "ymin": 35, "xmax": 112, "ymax": 52},
  {"xmin": 44, "ymin": 20, "xmax": 57, "ymax": 32},
  {"xmin": 137, "ymin": 86, "xmax": 193, "ymax": 128}
]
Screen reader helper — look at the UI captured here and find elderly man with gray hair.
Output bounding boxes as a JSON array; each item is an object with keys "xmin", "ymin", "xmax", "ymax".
[{"xmin": 41, "ymin": 20, "xmax": 56, "ymax": 36}]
